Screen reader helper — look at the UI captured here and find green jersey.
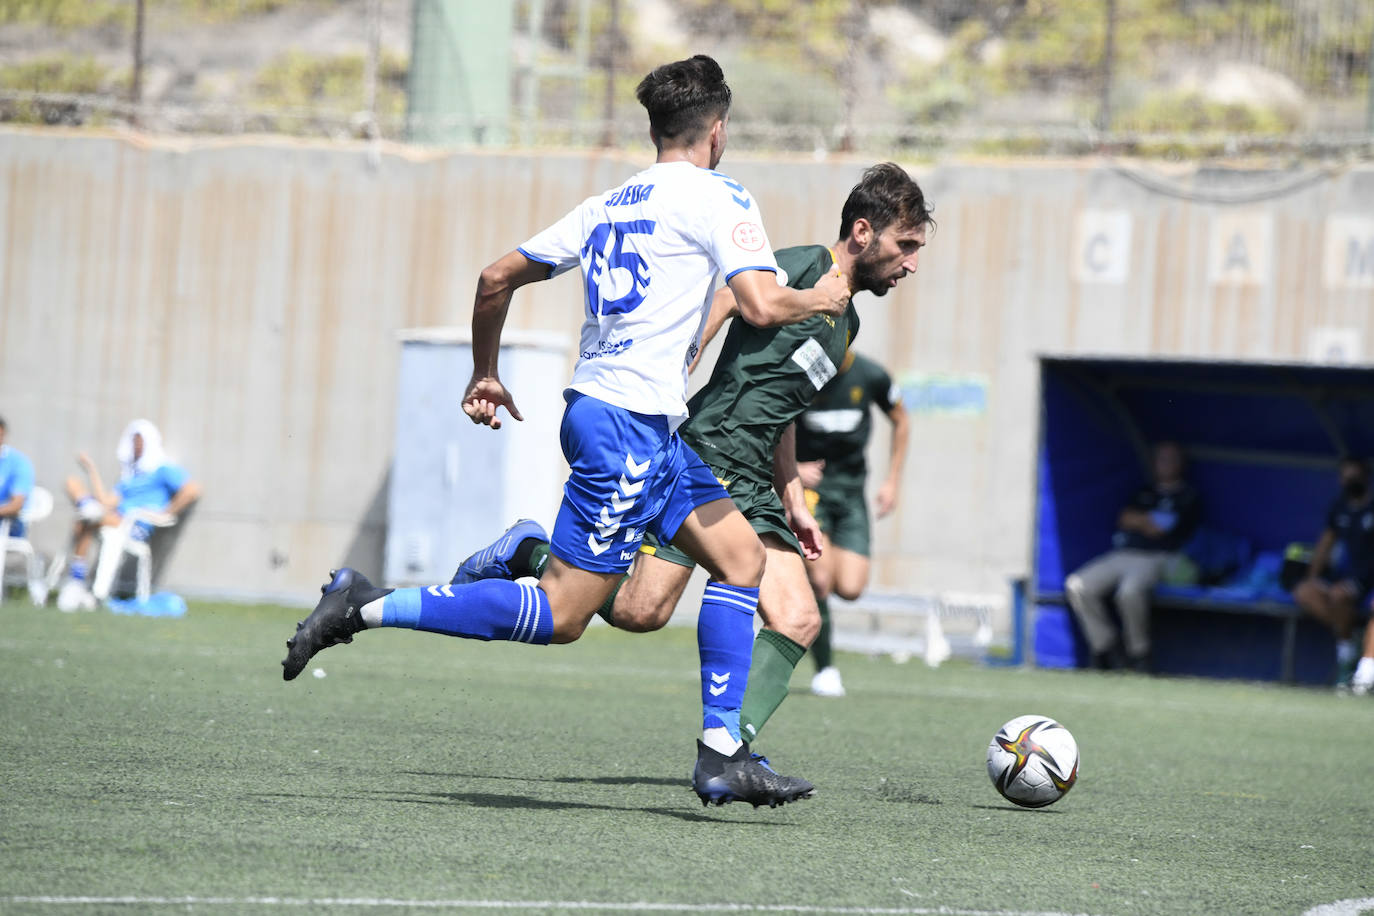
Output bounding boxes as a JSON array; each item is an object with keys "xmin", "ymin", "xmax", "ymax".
[
  {"xmin": 795, "ymin": 351, "xmax": 900, "ymax": 481},
  {"xmin": 680, "ymin": 245, "xmax": 860, "ymax": 486}
]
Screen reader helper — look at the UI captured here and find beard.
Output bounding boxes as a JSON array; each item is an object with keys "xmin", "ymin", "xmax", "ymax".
[{"xmin": 849, "ymin": 239, "xmax": 894, "ymax": 297}]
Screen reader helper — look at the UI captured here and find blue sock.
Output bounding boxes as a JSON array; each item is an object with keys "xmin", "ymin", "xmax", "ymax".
[
  {"xmin": 378, "ymin": 580, "xmax": 553, "ymax": 645},
  {"xmin": 697, "ymin": 581, "xmax": 759, "ymax": 741},
  {"xmin": 70, "ymin": 560, "xmax": 88, "ymax": 582}
]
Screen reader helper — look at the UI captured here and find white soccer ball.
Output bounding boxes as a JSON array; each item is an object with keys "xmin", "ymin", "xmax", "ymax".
[{"xmin": 986, "ymin": 714, "xmax": 1079, "ymax": 808}]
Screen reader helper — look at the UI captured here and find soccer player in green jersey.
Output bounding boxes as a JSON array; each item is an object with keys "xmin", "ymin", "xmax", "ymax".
[
  {"xmin": 795, "ymin": 350, "xmax": 910, "ymax": 698},
  {"xmin": 456, "ymin": 162, "xmax": 932, "ymax": 744}
]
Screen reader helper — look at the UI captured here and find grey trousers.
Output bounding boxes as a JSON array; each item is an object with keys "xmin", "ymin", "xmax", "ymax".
[{"xmin": 1064, "ymin": 549, "xmax": 1174, "ymax": 658}]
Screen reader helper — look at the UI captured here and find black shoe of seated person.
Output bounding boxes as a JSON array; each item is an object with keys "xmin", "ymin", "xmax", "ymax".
[{"xmin": 1092, "ymin": 648, "xmax": 1124, "ymax": 671}]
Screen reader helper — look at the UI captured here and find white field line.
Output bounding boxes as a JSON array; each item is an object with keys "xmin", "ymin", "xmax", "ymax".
[
  {"xmin": 5, "ymin": 895, "xmax": 1365, "ymax": 915},
  {"xmin": 1302, "ymin": 899, "xmax": 1374, "ymax": 916},
  {"xmin": 0, "ymin": 897, "xmax": 1110, "ymax": 915}
]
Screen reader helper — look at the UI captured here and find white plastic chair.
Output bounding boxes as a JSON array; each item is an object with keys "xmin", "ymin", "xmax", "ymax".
[
  {"xmin": 90, "ymin": 507, "xmax": 177, "ymax": 603},
  {"xmin": 0, "ymin": 485, "xmax": 54, "ymax": 606}
]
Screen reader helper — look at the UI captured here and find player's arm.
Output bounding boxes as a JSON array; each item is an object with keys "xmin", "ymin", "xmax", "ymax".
[
  {"xmin": 76, "ymin": 451, "xmax": 118, "ymax": 509},
  {"xmin": 1117, "ymin": 497, "xmax": 1164, "ymax": 537},
  {"xmin": 796, "ymin": 458, "xmax": 824, "ymax": 490},
  {"xmin": 726, "ymin": 267, "xmax": 849, "ymax": 328},
  {"xmin": 463, "ymin": 251, "xmax": 553, "ymax": 429},
  {"xmin": 774, "ymin": 423, "xmax": 822, "ymax": 560},
  {"xmin": 875, "ymin": 399, "xmax": 910, "ymax": 519},
  {"xmin": 688, "ymin": 285, "xmax": 740, "ymax": 374},
  {"xmin": 165, "ymin": 479, "xmax": 202, "ymax": 517},
  {"xmin": 0, "ymin": 491, "xmax": 23, "ymax": 518}
]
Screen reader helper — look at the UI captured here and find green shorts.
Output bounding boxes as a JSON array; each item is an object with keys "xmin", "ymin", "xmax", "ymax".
[
  {"xmin": 804, "ymin": 477, "xmax": 871, "ymax": 557},
  {"xmin": 644, "ymin": 471, "xmax": 801, "ymax": 568}
]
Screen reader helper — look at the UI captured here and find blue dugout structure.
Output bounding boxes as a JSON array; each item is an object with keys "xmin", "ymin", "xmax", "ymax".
[{"xmin": 1031, "ymin": 356, "xmax": 1374, "ymax": 684}]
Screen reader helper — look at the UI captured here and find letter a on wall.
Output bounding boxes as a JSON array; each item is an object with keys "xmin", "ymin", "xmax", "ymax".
[{"xmin": 1209, "ymin": 212, "xmax": 1272, "ymax": 286}]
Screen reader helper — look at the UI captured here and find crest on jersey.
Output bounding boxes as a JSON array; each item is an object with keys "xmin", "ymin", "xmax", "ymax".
[{"xmin": 732, "ymin": 222, "xmax": 765, "ymax": 251}]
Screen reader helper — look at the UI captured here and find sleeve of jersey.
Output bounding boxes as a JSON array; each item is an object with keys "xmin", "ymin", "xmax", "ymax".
[
  {"xmin": 159, "ymin": 464, "xmax": 191, "ymax": 495},
  {"xmin": 516, "ymin": 202, "xmax": 586, "ymax": 279},
  {"xmin": 875, "ymin": 366, "xmax": 902, "ymax": 411},
  {"xmin": 15, "ymin": 454, "xmax": 34, "ymax": 496},
  {"xmin": 703, "ymin": 187, "xmax": 781, "ymax": 283}
]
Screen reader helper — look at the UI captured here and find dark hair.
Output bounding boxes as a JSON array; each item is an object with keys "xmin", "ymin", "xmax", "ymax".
[
  {"xmin": 838, "ymin": 162, "xmax": 934, "ymax": 241},
  {"xmin": 0, "ymin": 416, "xmax": 6, "ymax": 430},
  {"xmin": 635, "ymin": 55, "xmax": 731, "ymax": 148}
]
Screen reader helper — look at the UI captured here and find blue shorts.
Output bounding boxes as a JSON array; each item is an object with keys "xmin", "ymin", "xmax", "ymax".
[{"xmin": 551, "ymin": 391, "xmax": 729, "ymax": 574}]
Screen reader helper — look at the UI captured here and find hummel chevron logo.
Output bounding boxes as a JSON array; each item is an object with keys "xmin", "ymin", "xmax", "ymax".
[
  {"xmin": 597, "ymin": 507, "xmax": 623, "ymax": 540},
  {"xmin": 617, "ymin": 474, "xmax": 645, "ymax": 497},
  {"xmin": 426, "ymin": 584, "xmax": 455, "ymax": 598},
  {"xmin": 587, "ymin": 534, "xmax": 611, "ymax": 556},
  {"xmin": 609, "ymin": 493, "xmax": 635, "ymax": 514},
  {"xmin": 708, "ymin": 670, "xmax": 730, "ymax": 696},
  {"xmin": 624, "ymin": 453, "xmax": 651, "ymax": 477}
]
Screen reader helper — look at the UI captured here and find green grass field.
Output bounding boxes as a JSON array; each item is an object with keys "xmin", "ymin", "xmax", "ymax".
[{"xmin": 1, "ymin": 600, "xmax": 1370, "ymax": 916}]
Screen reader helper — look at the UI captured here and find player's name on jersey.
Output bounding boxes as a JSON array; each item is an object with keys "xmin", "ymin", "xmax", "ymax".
[{"xmin": 606, "ymin": 183, "xmax": 654, "ymax": 207}]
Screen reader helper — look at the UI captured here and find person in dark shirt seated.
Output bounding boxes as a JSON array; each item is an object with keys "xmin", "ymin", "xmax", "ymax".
[
  {"xmin": 1065, "ymin": 441, "xmax": 1202, "ymax": 672},
  {"xmin": 1292, "ymin": 457, "xmax": 1374, "ymax": 686}
]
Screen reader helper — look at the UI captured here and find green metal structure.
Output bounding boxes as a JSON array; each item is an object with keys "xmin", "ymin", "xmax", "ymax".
[{"xmin": 407, "ymin": 0, "xmax": 515, "ymax": 145}]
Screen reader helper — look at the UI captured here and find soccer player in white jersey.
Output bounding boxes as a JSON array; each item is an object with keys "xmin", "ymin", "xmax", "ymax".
[{"xmin": 280, "ymin": 55, "xmax": 850, "ymax": 808}]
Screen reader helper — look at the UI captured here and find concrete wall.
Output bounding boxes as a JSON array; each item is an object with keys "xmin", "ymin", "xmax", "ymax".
[{"xmin": 3, "ymin": 128, "xmax": 1373, "ymax": 613}]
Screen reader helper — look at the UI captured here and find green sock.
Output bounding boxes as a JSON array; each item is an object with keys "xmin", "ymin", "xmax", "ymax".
[
  {"xmin": 595, "ymin": 574, "xmax": 628, "ymax": 626},
  {"xmin": 812, "ymin": 596, "xmax": 834, "ymax": 671},
  {"xmin": 527, "ymin": 542, "xmax": 550, "ymax": 578},
  {"xmin": 739, "ymin": 628, "xmax": 807, "ymax": 742}
]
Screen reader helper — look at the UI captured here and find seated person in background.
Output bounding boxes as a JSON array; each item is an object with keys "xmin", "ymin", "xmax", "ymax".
[
  {"xmin": 57, "ymin": 419, "xmax": 201, "ymax": 611},
  {"xmin": 1292, "ymin": 457, "xmax": 1374, "ymax": 685},
  {"xmin": 1065, "ymin": 441, "xmax": 1201, "ymax": 672},
  {"xmin": 0, "ymin": 415, "xmax": 35, "ymax": 539}
]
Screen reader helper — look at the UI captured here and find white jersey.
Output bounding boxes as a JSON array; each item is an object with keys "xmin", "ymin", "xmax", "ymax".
[{"xmin": 518, "ymin": 161, "xmax": 781, "ymax": 428}]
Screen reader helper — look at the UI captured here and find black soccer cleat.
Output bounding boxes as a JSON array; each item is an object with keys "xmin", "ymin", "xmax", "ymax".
[
  {"xmin": 281, "ymin": 568, "xmax": 389, "ymax": 681},
  {"xmin": 691, "ymin": 740, "xmax": 815, "ymax": 808}
]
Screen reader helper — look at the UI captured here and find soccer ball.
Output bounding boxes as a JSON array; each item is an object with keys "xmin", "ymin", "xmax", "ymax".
[{"xmin": 986, "ymin": 714, "xmax": 1079, "ymax": 808}]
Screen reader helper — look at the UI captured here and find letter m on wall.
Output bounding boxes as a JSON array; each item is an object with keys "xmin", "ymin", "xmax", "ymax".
[{"xmin": 1324, "ymin": 216, "xmax": 1374, "ymax": 290}]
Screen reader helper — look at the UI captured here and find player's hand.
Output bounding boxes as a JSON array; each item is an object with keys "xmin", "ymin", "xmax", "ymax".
[
  {"xmin": 76, "ymin": 451, "xmax": 96, "ymax": 472},
  {"xmin": 813, "ymin": 266, "xmax": 850, "ymax": 317},
  {"xmin": 790, "ymin": 508, "xmax": 824, "ymax": 561},
  {"xmin": 875, "ymin": 479, "xmax": 899, "ymax": 518},
  {"xmin": 797, "ymin": 459, "xmax": 825, "ymax": 490},
  {"xmin": 462, "ymin": 375, "xmax": 523, "ymax": 430}
]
